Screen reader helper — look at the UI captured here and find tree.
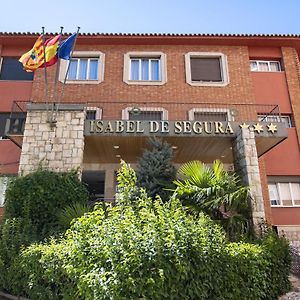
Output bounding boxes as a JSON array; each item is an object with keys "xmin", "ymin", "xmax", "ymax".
[
  {"xmin": 136, "ymin": 138, "xmax": 176, "ymax": 202},
  {"xmin": 173, "ymin": 160, "xmax": 253, "ymax": 241},
  {"xmin": 4, "ymin": 169, "xmax": 89, "ymax": 238}
]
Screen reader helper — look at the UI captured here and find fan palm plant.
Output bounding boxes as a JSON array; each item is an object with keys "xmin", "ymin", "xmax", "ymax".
[
  {"xmin": 57, "ymin": 202, "xmax": 90, "ymax": 230},
  {"xmin": 173, "ymin": 160, "xmax": 253, "ymax": 241}
]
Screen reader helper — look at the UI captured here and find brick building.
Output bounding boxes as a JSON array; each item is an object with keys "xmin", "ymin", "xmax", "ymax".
[{"xmin": 0, "ymin": 32, "xmax": 299, "ymax": 242}]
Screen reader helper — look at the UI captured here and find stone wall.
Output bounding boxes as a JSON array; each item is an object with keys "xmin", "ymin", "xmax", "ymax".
[
  {"xmin": 233, "ymin": 127, "xmax": 265, "ymax": 229},
  {"xmin": 19, "ymin": 108, "xmax": 85, "ymax": 175},
  {"xmin": 278, "ymin": 226, "xmax": 300, "ymax": 247}
]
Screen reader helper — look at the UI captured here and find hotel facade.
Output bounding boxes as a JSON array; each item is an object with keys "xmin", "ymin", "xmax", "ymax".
[{"xmin": 0, "ymin": 32, "xmax": 299, "ymax": 242}]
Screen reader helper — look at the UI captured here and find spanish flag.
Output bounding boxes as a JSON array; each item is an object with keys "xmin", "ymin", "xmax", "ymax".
[{"xmin": 19, "ymin": 35, "xmax": 61, "ymax": 72}]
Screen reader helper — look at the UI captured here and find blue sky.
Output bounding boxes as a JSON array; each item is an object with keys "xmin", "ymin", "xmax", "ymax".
[{"xmin": 1, "ymin": 0, "xmax": 300, "ymax": 34}]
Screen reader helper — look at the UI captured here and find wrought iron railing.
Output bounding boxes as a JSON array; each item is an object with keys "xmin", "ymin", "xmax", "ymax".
[{"xmin": 6, "ymin": 101, "xmax": 27, "ymax": 136}]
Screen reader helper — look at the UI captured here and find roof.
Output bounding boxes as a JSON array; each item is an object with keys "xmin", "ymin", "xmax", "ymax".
[
  {"xmin": 0, "ymin": 32, "xmax": 300, "ymax": 37},
  {"xmin": 1, "ymin": 32, "xmax": 300, "ymax": 48}
]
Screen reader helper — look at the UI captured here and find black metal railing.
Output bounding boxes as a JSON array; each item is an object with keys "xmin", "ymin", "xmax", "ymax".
[{"xmin": 5, "ymin": 101, "xmax": 27, "ymax": 136}]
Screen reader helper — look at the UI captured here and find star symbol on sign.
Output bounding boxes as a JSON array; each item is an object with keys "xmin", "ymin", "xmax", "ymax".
[
  {"xmin": 267, "ymin": 123, "xmax": 277, "ymax": 134},
  {"xmin": 253, "ymin": 123, "xmax": 264, "ymax": 133},
  {"xmin": 239, "ymin": 122, "xmax": 250, "ymax": 129}
]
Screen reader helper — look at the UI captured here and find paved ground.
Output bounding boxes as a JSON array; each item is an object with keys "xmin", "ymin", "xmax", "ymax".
[{"xmin": 280, "ymin": 292, "xmax": 300, "ymax": 300}]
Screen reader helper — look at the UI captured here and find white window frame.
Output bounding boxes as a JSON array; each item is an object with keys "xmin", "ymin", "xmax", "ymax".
[
  {"xmin": 0, "ymin": 176, "xmax": 10, "ymax": 207},
  {"xmin": 59, "ymin": 51, "xmax": 105, "ymax": 84},
  {"xmin": 0, "ymin": 57, "xmax": 3, "ymax": 73},
  {"xmin": 188, "ymin": 108, "xmax": 233, "ymax": 121},
  {"xmin": 0, "ymin": 112, "xmax": 10, "ymax": 140},
  {"xmin": 250, "ymin": 60, "xmax": 282, "ymax": 72},
  {"xmin": 268, "ymin": 181, "xmax": 300, "ymax": 207},
  {"xmin": 122, "ymin": 107, "xmax": 168, "ymax": 120},
  {"xmin": 185, "ymin": 52, "xmax": 229, "ymax": 87},
  {"xmin": 258, "ymin": 114, "xmax": 292, "ymax": 128},
  {"xmin": 123, "ymin": 52, "xmax": 167, "ymax": 85},
  {"xmin": 85, "ymin": 107, "xmax": 102, "ymax": 120}
]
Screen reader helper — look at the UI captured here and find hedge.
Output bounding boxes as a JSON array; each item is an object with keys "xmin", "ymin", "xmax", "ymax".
[
  {"xmin": 9, "ymin": 197, "xmax": 291, "ymax": 300},
  {"xmin": 0, "ymin": 163, "xmax": 291, "ymax": 299},
  {"xmin": 4, "ymin": 169, "xmax": 89, "ymax": 238}
]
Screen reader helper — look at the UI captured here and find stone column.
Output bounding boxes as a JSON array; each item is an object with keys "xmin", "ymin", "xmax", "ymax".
[
  {"xmin": 104, "ymin": 167, "xmax": 116, "ymax": 201},
  {"xmin": 233, "ymin": 128, "xmax": 265, "ymax": 230},
  {"xmin": 19, "ymin": 105, "xmax": 85, "ymax": 176}
]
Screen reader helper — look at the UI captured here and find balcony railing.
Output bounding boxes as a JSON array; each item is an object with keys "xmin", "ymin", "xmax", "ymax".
[{"xmin": 6, "ymin": 101, "xmax": 27, "ymax": 136}]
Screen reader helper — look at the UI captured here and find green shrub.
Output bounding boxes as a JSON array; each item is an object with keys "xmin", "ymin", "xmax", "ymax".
[
  {"xmin": 6, "ymin": 164, "xmax": 291, "ymax": 299},
  {"xmin": 4, "ymin": 169, "xmax": 89, "ymax": 238},
  {"xmin": 18, "ymin": 199, "xmax": 228, "ymax": 300},
  {"xmin": 260, "ymin": 232, "xmax": 291, "ymax": 298},
  {"xmin": 16, "ymin": 201, "xmax": 291, "ymax": 300},
  {"xmin": 0, "ymin": 218, "xmax": 37, "ymax": 292},
  {"xmin": 16, "ymin": 240, "xmax": 76, "ymax": 300}
]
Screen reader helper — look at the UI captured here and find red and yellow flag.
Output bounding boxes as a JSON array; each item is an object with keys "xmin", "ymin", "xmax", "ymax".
[{"xmin": 19, "ymin": 35, "xmax": 61, "ymax": 72}]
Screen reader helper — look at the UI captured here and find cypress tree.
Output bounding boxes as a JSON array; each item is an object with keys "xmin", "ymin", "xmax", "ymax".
[{"xmin": 136, "ymin": 138, "xmax": 176, "ymax": 202}]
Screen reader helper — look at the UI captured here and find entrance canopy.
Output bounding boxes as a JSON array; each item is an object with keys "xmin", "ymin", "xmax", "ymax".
[{"xmin": 83, "ymin": 120, "xmax": 287, "ymax": 164}]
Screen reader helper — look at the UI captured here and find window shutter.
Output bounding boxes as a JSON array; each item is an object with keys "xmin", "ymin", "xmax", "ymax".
[
  {"xmin": 129, "ymin": 111, "xmax": 162, "ymax": 121},
  {"xmin": 194, "ymin": 112, "xmax": 228, "ymax": 121},
  {"xmin": 190, "ymin": 57, "xmax": 222, "ymax": 82}
]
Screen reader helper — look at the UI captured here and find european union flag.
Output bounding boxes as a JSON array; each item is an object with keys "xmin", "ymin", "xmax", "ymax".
[{"xmin": 58, "ymin": 33, "xmax": 77, "ymax": 60}]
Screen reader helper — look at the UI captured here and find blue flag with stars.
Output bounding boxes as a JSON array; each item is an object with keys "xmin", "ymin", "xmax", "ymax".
[{"xmin": 58, "ymin": 33, "xmax": 77, "ymax": 60}]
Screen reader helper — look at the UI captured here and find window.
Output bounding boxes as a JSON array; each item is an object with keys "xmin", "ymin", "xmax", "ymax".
[
  {"xmin": 250, "ymin": 60, "xmax": 281, "ymax": 72},
  {"xmin": 82, "ymin": 171, "xmax": 105, "ymax": 202},
  {"xmin": 258, "ymin": 114, "xmax": 293, "ymax": 128},
  {"xmin": 0, "ymin": 177, "xmax": 9, "ymax": 207},
  {"xmin": 59, "ymin": 51, "xmax": 104, "ymax": 84},
  {"xmin": 130, "ymin": 58, "xmax": 160, "ymax": 81},
  {"xmin": 85, "ymin": 107, "xmax": 102, "ymax": 120},
  {"xmin": 268, "ymin": 181, "xmax": 300, "ymax": 206},
  {"xmin": 0, "ymin": 57, "xmax": 34, "ymax": 81},
  {"xmin": 188, "ymin": 108, "xmax": 233, "ymax": 121},
  {"xmin": 123, "ymin": 52, "xmax": 167, "ymax": 85},
  {"xmin": 122, "ymin": 107, "xmax": 168, "ymax": 120},
  {"xmin": 129, "ymin": 111, "xmax": 162, "ymax": 121},
  {"xmin": 0, "ymin": 113, "xmax": 10, "ymax": 139},
  {"xmin": 68, "ymin": 58, "xmax": 99, "ymax": 80},
  {"xmin": 185, "ymin": 52, "xmax": 229, "ymax": 87},
  {"xmin": 0, "ymin": 112, "xmax": 26, "ymax": 138}
]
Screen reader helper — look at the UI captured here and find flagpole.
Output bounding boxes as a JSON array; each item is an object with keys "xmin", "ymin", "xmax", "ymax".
[
  {"xmin": 41, "ymin": 27, "xmax": 50, "ymax": 122},
  {"xmin": 51, "ymin": 26, "xmax": 64, "ymax": 123},
  {"xmin": 56, "ymin": 27, "xmax": 80, "ymax": 117}
]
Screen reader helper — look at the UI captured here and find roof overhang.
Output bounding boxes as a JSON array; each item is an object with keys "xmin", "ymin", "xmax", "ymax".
[{"xmin": 83, "ymin": 120, "xmax": 288, "ymax": 164}]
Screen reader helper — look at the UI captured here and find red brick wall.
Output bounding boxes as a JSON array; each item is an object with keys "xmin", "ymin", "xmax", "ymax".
[
  {"xmin": 30, "ymin": 42, "xmax": 300, "ymax": 226},
  {"xmin": 282, "ymin": 47, "xmax": 300, "ymax": 145},
  {"xmin": 0, "ymin": 141, "xmax": 21, "ymax": 174},
  {"xmin": 0, "ymin": 45, "xmax": 32, "ymax": 177},
  {"xmin": 31, "ymin": 45, "xmax": 256, "ymax": 106},
  {"xmin": 5, "ymin": 39, "xmax": 300, "ymax": 227}
]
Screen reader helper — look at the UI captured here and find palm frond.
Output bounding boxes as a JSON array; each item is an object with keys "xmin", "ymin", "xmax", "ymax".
[
  {"xmin": 57, "ymin": 202, "xmax": 90, "ymax": 229},
  {"xmin": 173, "ymin": 159, "xmax": 253, "ymax": 241}
]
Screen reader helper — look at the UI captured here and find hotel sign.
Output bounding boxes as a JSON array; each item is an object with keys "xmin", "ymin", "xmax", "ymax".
[{"xmin": 85, "ymin": 120, "xmax": 282, "ymax": 137}]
